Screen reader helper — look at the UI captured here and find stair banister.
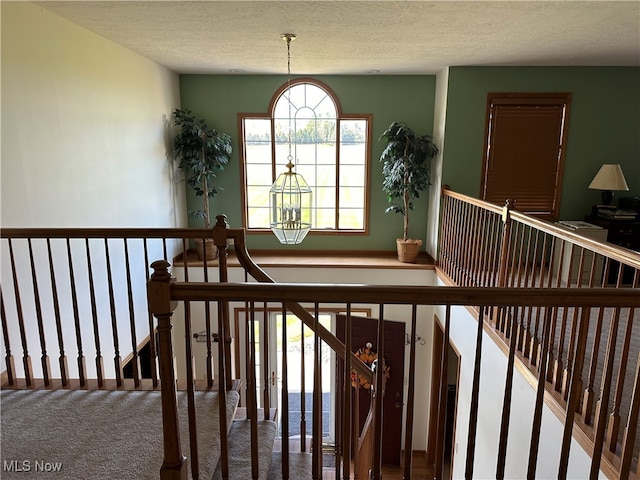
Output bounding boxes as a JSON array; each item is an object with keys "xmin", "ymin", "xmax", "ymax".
[
  {"xmin": 312, "ymin": 303, "xmax": 322, "ymax": 479},
  {"xmin": 280, "ymin": 302, "xmax": 290, "ymax": 479},
  {"xmin": 213, "ymin": 217, "xmax": 380, "ymax": 477},
  {"xmin": 214, "ymin": 215, "xmax": 233, "ymax": 386},
  {"xmin": 342, "ymin": 305, "xmax": 353, "ymax": 480},
  {"xmin": 371, "ymin": 304, "xmax": 385, "ymax": 480},
  {"xmin": 558, "ymin": 307, "xmax": 592, "ymax": 478},
  {"xmin": 213, "ymin": 216, "xmax": 233, "ymax": 479},
  {"xmin": 148, "ymin": 260, "xmax": 187, "ymax": 480},
  {"xmin": 402, "ymin": 304, "xmax": 418, "ymax": 480},
  {"xmin": 433, "ymin": 305, "xmax": 451, "ymax": 479},
  {"xmin": 226, "ymin": 221, "xmax": 374, "ymax": 385},
  {"xmin": 620, "ymin": 343, "xmax": 640, "ymax": 478}
]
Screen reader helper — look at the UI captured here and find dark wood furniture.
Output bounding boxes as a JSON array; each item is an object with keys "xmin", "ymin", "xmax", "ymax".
[
  {"xmin": 584, "ymin": 216, "xmax": 640, "ymax": 252},
  {"xmin": 585, "ymin": 215, "xmax": 640, "ymax": 284}
]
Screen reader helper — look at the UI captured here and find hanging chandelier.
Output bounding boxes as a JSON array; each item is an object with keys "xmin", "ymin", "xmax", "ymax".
[{"xmin": 269, "ymin": 33, "xmax": 312, "ymax": 245}]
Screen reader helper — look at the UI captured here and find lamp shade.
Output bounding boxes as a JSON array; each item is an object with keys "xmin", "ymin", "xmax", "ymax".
[
  {"xmin": 269, "ymin": 166, "xmax": 312, "ymax": 244},
  {"xmin": 588, "ymin": 164, "xmax": 629, "ymax": 191}
]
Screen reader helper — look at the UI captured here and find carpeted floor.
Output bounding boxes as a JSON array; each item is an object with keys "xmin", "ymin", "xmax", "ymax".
[
  {"xmin": 267, "ymin": 451, "xmax": 313, "ymax": 480},
  {"xmin": 212, "ymin": 419, "xmax": 277, "ymax": 480},
  {"xmin": 0, "ymin": 389, "xmax": 239, "ymax": 480}
]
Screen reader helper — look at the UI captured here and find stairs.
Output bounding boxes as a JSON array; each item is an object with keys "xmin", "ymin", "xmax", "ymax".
[
  {"xmin": 267, "ymin": 451, "xmax": 313, "ymax": 480},
  {"xmin": 211, "ymin": 403, "xmax": 314, "ymax": 479},
  {"xmin": 213, "ymin": 419, "xmax": 277, "ymax": 479}
]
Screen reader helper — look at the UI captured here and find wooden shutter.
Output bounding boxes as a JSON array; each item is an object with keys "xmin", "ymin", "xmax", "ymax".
[{"xmin": 480, "ymin": 93, "xmax": 571, "ymax": 220}]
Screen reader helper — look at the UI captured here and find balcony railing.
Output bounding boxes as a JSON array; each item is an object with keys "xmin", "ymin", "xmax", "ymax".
[
  {"xmin": 438, "ymin": 188, "xmax": 640, "ymax": 479},
  {"xmin": 2, "ymin": 188, "xmax": 639, "ymax": 479}
]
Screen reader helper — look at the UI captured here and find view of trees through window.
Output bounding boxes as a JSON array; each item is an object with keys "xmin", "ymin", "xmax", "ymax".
[{"xmin": 240, "ymin": 80, "xmax": 370, "ymax": 233}]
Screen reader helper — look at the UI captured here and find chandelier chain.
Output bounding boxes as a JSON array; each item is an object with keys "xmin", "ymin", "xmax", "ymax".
[{"xmin": 283, "ymin": 34, "xmax": 296, "ymax": 169}]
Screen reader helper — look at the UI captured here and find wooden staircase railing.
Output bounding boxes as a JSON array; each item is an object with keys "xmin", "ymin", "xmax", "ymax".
[
  {"xmin": 1, "ymin": 224, "xmax": 375, "ymax": 479},
  {"xmin": 1, "ymin": 227, "xmax": 238, "ymax": 479},
  {"xmin": 1, "ymin": 226, "xmax": 238, "ymax": 390},
  {"xmin": 208, "ymin": 215, "xmax": 376, "ymax": 479},
  {"xmin": 217, "ymin": 216, "xmax": 374, "ymax": 383},
  {"xmin": 148, "ymin": 271, "xmax": 640, "ymax": 479},
  {"xmin": 4, "ymin": 192, "xmax": 639, "ymax": 479},
  {"xmin": 438, "ymin": 187, "xmax": 640, "ymax": 479}
]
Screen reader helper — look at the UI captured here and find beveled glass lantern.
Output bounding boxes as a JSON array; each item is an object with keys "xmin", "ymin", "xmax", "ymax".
[
  {"xmin": 270, "ymin": 160, "xmax": 312, "ymax": 244},
  {"xmin": 269, "ymin": 33, "xmax": 312, "ymax": 244}
]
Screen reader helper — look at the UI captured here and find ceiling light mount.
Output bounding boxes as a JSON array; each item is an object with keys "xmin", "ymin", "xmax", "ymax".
[{"xmin": 280, "ymin": 33, "xmax": 297, "ymax": 43}]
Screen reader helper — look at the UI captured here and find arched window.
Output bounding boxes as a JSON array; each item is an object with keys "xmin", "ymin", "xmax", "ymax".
[{"xmin": 240, "ymin": 78, "xmax": 371, "ymax": 233}]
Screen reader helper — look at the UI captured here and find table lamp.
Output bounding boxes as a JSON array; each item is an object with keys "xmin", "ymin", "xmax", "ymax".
[{"xmin": 588, "ymin": 164, "xmax": 629, "ymax": 205}]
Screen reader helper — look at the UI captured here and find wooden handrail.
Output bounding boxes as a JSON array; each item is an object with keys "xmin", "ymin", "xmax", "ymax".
[
  {"xmin": 356, "ymin": 408, "xmax": 376, "ymax": 480},
  {"xmin": 440, "ymin": 188, "xmax": 504, "ymax": 215},
  {"xmin": 510, "ymin": 210, "xmax": 640, "ymax": 269},
  {"xmin": 167, "ymin": 282, "xmax": 640, "ymax": 308},
  {"xmin": 441, "ymin": 188, "xmax": 640, "ymax": 269},
  {"xmin": 1, "ymin": 227, "xmax": 217, "ymax": 239}
]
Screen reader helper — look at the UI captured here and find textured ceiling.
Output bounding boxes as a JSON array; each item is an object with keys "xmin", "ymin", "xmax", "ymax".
[{"xmin": 35, "ymin": 1, "xmax": 640, "ymax": 75}]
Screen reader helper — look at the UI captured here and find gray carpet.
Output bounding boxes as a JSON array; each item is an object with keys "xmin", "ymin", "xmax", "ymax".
[
  {"xmin": 0, "ymin": 389, "xmax": 239, "ymax": 480},
  {"xmin": 212, "ymin": 419, "xmax": 277, "ymax": 480},
  {"xmin": 267, "ymin": 451, "xmax": 313, "ymax": 480}
]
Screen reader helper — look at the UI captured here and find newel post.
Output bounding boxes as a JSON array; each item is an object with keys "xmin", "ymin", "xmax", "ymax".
[
  {"xmin": 213, "ymin": 214, "xmax": 233, "ymax": 387},
  {"xmin": 497, "ymin": 199, "xmax": 515, "ymax": 288},
  {"xmin": 148, "ymin": 260, "xmax": 186, "ymax": 480}
]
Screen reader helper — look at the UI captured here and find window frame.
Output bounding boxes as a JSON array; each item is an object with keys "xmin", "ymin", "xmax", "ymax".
[{"xmin": 238, "ymin": 77, "xmax": 372, "ymax": 235}]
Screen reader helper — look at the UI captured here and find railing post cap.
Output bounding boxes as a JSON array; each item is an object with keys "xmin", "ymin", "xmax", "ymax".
[
  {"xmin": 148, "ymin": 260, "xmax": 177, "ymax": 315},
  {"xmin": 214, "ymin": 214, "xmax": 230, "ymax": 248},
  {"xmin": 150, "ymin": 259, "xmax": 172, "ymax": 280},
  {"xmin": 502, "ymin": 199, "xmax": 515, "ymax": 223},
  {"xmin": 215, "ymin": 215, "xmax": 228, "ymax": 227}
]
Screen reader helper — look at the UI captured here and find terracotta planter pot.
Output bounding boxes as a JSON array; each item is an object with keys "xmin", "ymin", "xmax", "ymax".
[
  {"xmin": 195, "ymin": 238, "xmax": 217, "ymax": 261},
  {"xmin": 396, "ymin": 238, "xmax": 422, "ymax": 263}
]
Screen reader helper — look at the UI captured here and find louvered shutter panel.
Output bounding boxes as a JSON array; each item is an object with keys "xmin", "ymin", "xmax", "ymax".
[{"xmin": 481, "ymin": 94, "xmax": 571, "ymax": 220}]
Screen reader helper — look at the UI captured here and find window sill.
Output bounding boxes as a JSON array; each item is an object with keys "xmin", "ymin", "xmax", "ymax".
[{"xmin": 174, "ymin": 249, "xmax": 435, "ymax": 270}]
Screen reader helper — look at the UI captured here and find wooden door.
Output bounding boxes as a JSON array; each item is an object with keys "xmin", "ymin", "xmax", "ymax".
[
  {"xmin": 336, "ymin": 314, "xmax": 406, "ymax": 466},
  {"xmin": 480, "ymin": 93, "xmax": 571, "ymax": 221}
]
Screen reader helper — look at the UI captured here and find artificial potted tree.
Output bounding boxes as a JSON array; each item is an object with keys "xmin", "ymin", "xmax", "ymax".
[
  {"xmin": 172, "ymin": 108, "xmax": 232, "ymax": 260},
  {"xmin": 380, "ymin": 121, "xmax": 439, "ymax": 263}
]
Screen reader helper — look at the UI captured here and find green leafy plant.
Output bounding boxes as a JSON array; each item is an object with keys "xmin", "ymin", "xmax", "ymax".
[
  {"xmin": 172, "ymin": 108, "xmax": 232, "ymax": 228},
  {"xmin": 380, "ymin": 121, "xmax": 439, "ymax": 241}
]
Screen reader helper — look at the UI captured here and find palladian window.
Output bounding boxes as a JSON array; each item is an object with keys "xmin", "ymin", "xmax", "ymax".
[{"xmin": 239, "ymin": 78, "xmax": 371, "ymax": 233}]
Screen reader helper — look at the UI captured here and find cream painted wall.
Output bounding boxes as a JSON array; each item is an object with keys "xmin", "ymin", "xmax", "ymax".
[
  {"xmin": 1, "ymin": 2, "xmax": 184, "ymax": 378},
  {"xmin": 1, "ymin": 1, "xmax": 185, "ymax": 228},
  {"xmin": 426, "ymin": 67, "xmax": 449, "ymax": 259}
]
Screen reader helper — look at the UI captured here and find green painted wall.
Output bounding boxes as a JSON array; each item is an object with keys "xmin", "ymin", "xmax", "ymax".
[
  {"xmin": 179, "ymin": 75, "xmax": 437, "ymax": 251},
  {"xmin": 443, "ymin": 66, "xmax": 640, "ymax": 220},
  {"xmin": 179, "ymin": 68, "xmax": 639, "ymax": 251}
]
